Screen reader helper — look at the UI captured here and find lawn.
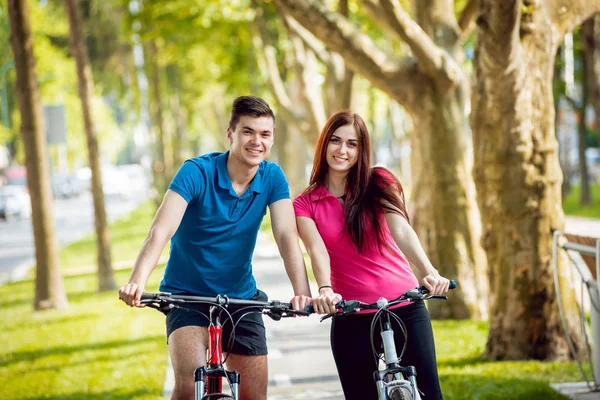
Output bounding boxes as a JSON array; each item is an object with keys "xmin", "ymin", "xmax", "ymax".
[
  {"xmin": 0, "ymin": 201, "xmax": 593, "ymax": 399},
  {"xmin": 563, "ymin": 183, "xmax": 600, "ymax": 218}
]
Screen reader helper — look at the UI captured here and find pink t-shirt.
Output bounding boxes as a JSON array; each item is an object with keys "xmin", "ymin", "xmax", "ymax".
[{"xmin": 293, "ymin": 184, "xmax": 419, "ymax": 311}]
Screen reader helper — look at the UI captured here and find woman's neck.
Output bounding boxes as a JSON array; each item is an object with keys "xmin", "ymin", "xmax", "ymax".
[{"xmin": 325, "ymin": 172, "xmax": 347, "ymax": 198}]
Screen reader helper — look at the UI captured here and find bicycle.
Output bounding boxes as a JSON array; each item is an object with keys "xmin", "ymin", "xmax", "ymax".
[
  {"xmin": 140, "ymin": 292, "xmax": 308, "ymax": 400},
  {"xmin": 308, "ymin": 280, "xmax": 456, "ymax": 400}
]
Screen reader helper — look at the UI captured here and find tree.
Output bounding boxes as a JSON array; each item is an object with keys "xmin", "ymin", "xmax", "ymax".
[
  {"xmin": 581, "ymin": 16, "xmax": 598, "ymax": 205},
  {"xmin": 64, "ymin": 0, "xmax": 116, "ymax": 292},
  {"xmin": 8, "ymin": 0, "xmax": 68, "ymax": 310},
  {"xmin": 471, "ymin": 0, "xmax": 600, "ymax": 360},
  {"xmin": 267, "ymin": 0, "xmax": 488, "ymax": 319}
]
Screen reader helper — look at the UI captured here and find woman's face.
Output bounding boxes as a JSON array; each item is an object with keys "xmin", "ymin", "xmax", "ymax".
[{"xmin": 326, "ymin": 124, "xmax": 359, "ymax": 174}]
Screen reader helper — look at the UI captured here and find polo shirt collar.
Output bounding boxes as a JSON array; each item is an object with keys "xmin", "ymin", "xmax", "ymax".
[
  {"xmin": 311, "ymin": 184, "xmax": 337, "ymax": 201},
  {"xmin": 216, "ymin": 151, "xmax": 264, "ymax": 196}
]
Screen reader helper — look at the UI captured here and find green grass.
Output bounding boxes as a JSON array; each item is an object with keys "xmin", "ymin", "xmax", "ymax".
[
  {"xmin": 0, "ymin": 269, "xmax": 168, "ymax": 400},
  {"xmin": 563, "ymin": 183, "xmax": 600, "ymax": 218},
  {"xmin": 433, "ymin": 321, "xmax": 585, "ymax": 399},
  {"xmin": 0, "ymin": 201, "xmax": 591, "ymax": 399}
]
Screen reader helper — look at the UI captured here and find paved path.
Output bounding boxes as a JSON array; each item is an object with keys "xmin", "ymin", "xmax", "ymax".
[{"xmin": 565, "ymin": 216, "xmax": 600, "ymax": 239}]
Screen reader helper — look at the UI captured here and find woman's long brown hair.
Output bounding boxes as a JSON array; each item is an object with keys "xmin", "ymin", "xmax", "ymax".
[{"xmin": 306, "ymin": 111, "xmax": 410, "ymax": 253}]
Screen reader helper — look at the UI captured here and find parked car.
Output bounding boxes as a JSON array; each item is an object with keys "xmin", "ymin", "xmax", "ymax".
[
  {"xmin": 5, "ymin": 165, "xmax": 27, "ymax": 187},
  {"xmin": 51, "ymin": 172, "xmax": 83, "ymax": 199},
  {"xmin": 0, "ymin": 185, "xmax": 31, "ymax": 220}
]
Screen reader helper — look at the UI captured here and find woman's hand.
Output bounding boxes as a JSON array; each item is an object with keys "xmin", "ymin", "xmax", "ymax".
[
  {"xmin": 312, "ymin": 287, "xmax": 342, "ymax": 314},
  {"xmin": 421, "ymin": 272, "xmax": 451, "ymax": 295}
]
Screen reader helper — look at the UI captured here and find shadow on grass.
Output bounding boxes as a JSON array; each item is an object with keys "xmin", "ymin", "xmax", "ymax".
[
  {"xmin": 2, "ymin": 313, "xmax": 98, "ymax": 334},
  {"xmin": 29, "ymin": 349, "xmax": 163, "ymax": 374},
  {"xmin": 0, "ymin": 335, "xmax": 163, "ymax": 368},
  {"xmin": 439, "ymin": 355, "xmax": 488, "ymax": 368},
  {"xmin": 18, "ymin": 388, "xmax": 159, "ymax": 400},
  {"xmin": 441, "ymin": 372, "xmax": 570, "ymax": 400}
]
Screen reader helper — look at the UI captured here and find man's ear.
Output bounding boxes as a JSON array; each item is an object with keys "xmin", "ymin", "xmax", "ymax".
[{"xmin": 226, "ymin": 127, "xmax": 233, "ymax": 144}]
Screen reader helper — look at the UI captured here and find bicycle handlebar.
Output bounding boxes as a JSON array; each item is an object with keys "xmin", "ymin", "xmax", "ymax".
[
  {"xmin": 139, "ymin": 292, "xmax": 310, "ymax": 320},
  {"xmin": 306, "ymin": 279, "xmax": 457, "ymax": 317}
]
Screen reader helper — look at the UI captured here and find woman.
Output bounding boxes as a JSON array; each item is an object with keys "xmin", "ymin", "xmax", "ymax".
[{"xmin": 293, "ymin": 111, "xmax": 450, "ymax": 400}]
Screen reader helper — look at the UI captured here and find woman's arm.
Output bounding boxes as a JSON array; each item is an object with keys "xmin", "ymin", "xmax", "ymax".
[
  {"xmin": 296, "ymin": 216, "xmax": 342, "ymax": 314},
  {"xmin": 385, "ymin": 212, "xmax": 450, "ymax": 295}
]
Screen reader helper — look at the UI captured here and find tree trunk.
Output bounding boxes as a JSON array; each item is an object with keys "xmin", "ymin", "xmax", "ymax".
[
  {"xmin": 276, "ymin": 122, "xmax": 307, "ymax": 197},
  {"xmin": 471, "ymin": 1, "xmax": 586, "ymax": 360},
  {"xmin": 580, "ymin": 18, "xmax": 594, "ymax": 205},
  {"xmin": 591, "ymin": 17, "xmax": 600, "ymax": 150},
  {"xmin": 554, "ymin": 46, "xmax": 572, "ymax": 198},
  {"xmin": 167, "ymin": 66, "xmax": 185, "ymax": 169},
  {"xmin": 8, "ymin": 0, "xmax": 68, "ymax": 310},
  {"xmin": 409, "ymin": 80, "xmax": 488, "ymax": 319},
  {"xmin": 64, "ymin": 0, "xmax": 115, "ymax": 292},
  {"xmin": 146, "ymin": 40, "xmax": 172, "ymax": 205}
]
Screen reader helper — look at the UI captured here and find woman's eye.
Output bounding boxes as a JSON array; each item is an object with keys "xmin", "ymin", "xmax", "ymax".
[
  {"xmin": 348, "ymin": 142, "xmax": 357, "ymax": 148},
  {"xmin": 330, "ymin": 138, "xmax": 339, "ymax": 143}
]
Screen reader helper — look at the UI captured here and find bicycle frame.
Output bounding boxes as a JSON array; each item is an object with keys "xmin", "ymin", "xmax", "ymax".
[{"xmin": 140, "ymin": 292, "xmax": 306, "ymax": 400}]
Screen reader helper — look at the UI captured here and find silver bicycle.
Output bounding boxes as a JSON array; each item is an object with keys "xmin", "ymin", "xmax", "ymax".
[{"xmin": 309, "ymin": 280, "xmax": 456, "ymax": 400}]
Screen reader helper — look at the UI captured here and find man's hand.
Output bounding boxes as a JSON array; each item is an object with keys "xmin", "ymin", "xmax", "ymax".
[
  {"xmin": 118, "ymin": 282, "xmax": 145, "ymax": 307},
  {"xmin": 421, "ymin": 272, "xmax": 450, "ymax": 295},
  {"xmin": 290, "ymin": 294, "xmax": 312, "ymax": 313},
  {"xmin": 312, "ymin": 287, "xmax": 342, "ymax": 314}
]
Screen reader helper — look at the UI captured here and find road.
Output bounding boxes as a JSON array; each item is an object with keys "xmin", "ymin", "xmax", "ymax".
[{"xmin": 0, "ymin": 190, "xmax": 149, "ymax": 285}]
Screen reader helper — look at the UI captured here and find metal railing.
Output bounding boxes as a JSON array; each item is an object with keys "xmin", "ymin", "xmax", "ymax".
[{"xmin": 553, "ymin": 230, "xmax": 600, "ymax": 390}]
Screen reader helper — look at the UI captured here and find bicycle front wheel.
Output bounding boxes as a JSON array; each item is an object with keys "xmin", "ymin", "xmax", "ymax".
[
  {"xmin": 388, "ymin": 384, "xmax": 413, "ymax": 400},
  {"xmin": 203, "ymin": 394, "xmax": 235, "ymax": 400}
]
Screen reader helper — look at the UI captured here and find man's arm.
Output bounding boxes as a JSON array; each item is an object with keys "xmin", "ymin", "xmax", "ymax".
[
  {"xmin": 119, "ymin": 189, "xmax": 188, "ymax": 307},
  {"xmin": 269, "ymin": 198, "xmax": 312, "ymax": 310}
]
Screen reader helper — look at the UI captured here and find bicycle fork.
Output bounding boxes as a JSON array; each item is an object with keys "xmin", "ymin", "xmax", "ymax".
[
  {"xmin": 194, "ymin": 321, "xmax": 241, "ymax": 399},
  {"xmin": 375, "ymin": 313, "xmax": 421, "ymax": 400}
]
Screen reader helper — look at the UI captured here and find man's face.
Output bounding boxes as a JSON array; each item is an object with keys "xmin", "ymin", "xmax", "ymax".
[{"xmin": 227, "ymin": 115, "xmax": 275, "ymax": 168}]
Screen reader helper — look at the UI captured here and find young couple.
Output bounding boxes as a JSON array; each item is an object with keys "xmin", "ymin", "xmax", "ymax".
[{"xmin": 118, "ymin": 96, "xmax": 451, "ymax": 400}]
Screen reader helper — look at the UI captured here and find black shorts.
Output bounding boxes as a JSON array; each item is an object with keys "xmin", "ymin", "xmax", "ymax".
[{"xmin": 165, "ymin": 289, "xmax": 268, "ymax": 356}]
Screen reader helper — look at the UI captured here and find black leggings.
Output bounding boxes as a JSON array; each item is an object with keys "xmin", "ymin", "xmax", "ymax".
[{"xmin": 330, "ymin": 301, "xmax": 443, "ymax": 400}]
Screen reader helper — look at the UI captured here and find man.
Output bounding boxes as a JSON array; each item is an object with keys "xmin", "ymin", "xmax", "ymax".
[{"xmin": 118, "ymin": 96, "xmax": 312, "ymax": 400}]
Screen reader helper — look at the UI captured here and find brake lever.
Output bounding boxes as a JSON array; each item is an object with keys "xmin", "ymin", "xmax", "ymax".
[
  {"xmin": 265, "ymin": 310, "xmax": 282, "ymax": 321},
  {"xmin": 425, "ymin": 295, "xmax": 448, "ymax": 300}
]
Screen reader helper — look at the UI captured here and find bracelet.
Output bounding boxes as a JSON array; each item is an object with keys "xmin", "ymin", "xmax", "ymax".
[{"xmin": 318, "ymin": 285, "xmax": 333, "ymax": 293}]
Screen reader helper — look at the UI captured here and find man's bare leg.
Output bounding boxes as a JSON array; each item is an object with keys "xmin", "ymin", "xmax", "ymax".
[
  {"xmin": 169, "ymin": 326, "xmax": 208, "ymax": 400},
  {"xmin": 225, "ymin": 353, "xmax": 268, "ymax": 400}
]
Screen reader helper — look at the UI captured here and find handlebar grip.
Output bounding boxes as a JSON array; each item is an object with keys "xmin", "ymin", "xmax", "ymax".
[
  {"xmin": 306, "ymin": 301, "xmax": 344, "ymax": 314},
  {"xmin": 418, "ymin": 279, "xmax": 456, "ymax": 294},
  {"xmin": 140, "ymin": 292, "xmax": 156, "ymax": 301}
]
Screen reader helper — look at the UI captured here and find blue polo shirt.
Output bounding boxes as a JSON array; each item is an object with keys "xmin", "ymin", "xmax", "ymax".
[{"xmin": 159, "ymin": 151, "xmax": 290, "ymax": 299}]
